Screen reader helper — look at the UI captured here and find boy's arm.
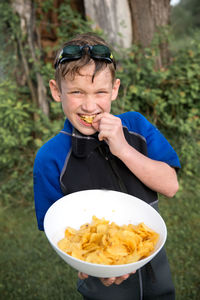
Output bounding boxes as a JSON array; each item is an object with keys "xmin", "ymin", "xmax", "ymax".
[
  {"xmin": 33, "ymin": 152, "xmax": 64, "ymax": 231},
  {"xmin": 93, "ymin": 112, "xmax": 179, "ymax": 198},
  {"xmin": 117, "ymin": 144, "xmax": 178, "ymax": 197}
]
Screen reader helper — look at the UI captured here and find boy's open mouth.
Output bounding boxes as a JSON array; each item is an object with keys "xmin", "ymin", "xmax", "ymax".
[{"xmin": 79, "ymin": 115, "xmax": 96, "ymax": 124}]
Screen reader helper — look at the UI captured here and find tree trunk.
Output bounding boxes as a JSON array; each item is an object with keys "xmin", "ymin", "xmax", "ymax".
[
  {"xmin": 83, "ymin": 0, "xmax": 132, "ymax": 48},
  {"xmin": 12, "ymin": 0, "xmax": 49, "ymax": 116},
  {"xmin": 83, "ymin": 0, "xmax": 170, "ymax": 67},
  {"xmin": 129, "ymin": 0, "xmax": 170, "ymax": 67}
]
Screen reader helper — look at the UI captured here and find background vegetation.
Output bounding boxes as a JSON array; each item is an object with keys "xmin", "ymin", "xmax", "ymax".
[{"xmin": 0, "ymin": 0, "xmax": 200, "ymax": 299}]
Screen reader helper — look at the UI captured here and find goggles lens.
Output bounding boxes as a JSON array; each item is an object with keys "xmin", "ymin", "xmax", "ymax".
[
  {"xmin": 62, "ymin": 45, "xmax": 82, "ymax": 56},
  {"xmin": 55, "ymin": 44, "xmax": 115, "ymax": 69},
  {"xmin": 91, "ymin": 45, "xmax": 110, "ymax": 56}
]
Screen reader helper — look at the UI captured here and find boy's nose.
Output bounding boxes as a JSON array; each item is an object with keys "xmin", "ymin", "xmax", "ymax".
[{"xmin": 81, "ymin": 96, "xmax": 96, "ymax": 112}]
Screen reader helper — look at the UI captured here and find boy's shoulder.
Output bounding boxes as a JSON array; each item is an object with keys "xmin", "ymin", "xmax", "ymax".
[
  {"xmin": 117, "ymin": 111, "xmax": 151, "ymax": 137},
  {"xmin": 34, "ymin": 120, "xmax": 72, "ymax": 169},
  {"xmin": 117, "ymin": 111, "xmax": 145, "ymax": 121},
  {"xmin": 35, "ymin": 132, "xmax": 69, "ymax": 157}
]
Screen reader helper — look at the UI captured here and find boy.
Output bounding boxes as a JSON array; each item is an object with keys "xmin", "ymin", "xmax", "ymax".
[{"xmin": 33, "ymin": 32, "xmax": 180, "ymax": 300}]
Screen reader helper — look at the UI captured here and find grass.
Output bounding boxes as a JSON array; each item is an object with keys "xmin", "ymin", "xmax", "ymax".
[
  {"xmin": 0, "ymin": 179, "xmax": 200, "ymax": 300},
  {"xmin": 159, "ymin": 179, "xmax": 200, "ymax": 300},
  {"xmin": 0, "ymin": 206, "xmax": 82, "ymax": 300}
]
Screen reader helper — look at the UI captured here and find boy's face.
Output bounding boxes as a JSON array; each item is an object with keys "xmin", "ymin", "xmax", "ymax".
[{"xmin": 50, "ymin": 62, "xmax": 120, "ymax": 135}]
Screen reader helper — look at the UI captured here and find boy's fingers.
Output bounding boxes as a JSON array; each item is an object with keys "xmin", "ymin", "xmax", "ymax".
[
  {"xmin": 114, "ymin": 274, "xmax": 130, "ymax": 285},
  {"xmin": 92, "ymin": 113, "xmax": 104, "ymax": 123},
  {"xmin": 98, "ymin": 131, "xmax": 105, "ymax": 141},
  {"xmin": 78, "ymin": 272, "xmax": 89, "ymax": 280},
  {"xmin": 102, "ymin": 271, "xmax": 136, "ymax": 286},
  {"xmin": 92, "ymin": 121, "xmax": 99, "ymax": 131},
  {"xmin": 98, "ymin": 132, "xmax": 109, "ymax": 143},
  {"xmin": 100, "ymin": 277, "xmax": 116, "ymax": 286},
  {"xmin": 92, "ymin": 113, "xmax": 104, "ymax": 131},
  {"xmin": 79, "ymin": 270, "xmax": 136, "ymax": 285},
  {"xmin": 100, "ymin": 272, "xmax": 135, "ymax": 286},
  {"xmin": 92, "ymin": 112, "xmax": 113, "ymax": 128}
]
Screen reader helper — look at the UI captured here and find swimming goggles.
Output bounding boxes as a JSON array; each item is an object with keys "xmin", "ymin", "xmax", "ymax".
[{"xmin": 54, "ymin": 44, "xmax": 116, "ymax": 69}]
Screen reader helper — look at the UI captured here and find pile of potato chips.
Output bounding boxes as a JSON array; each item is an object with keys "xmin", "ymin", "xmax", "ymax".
[{"xmin": 58, "ymin": 216, "xmax": 159, "ymax": 265}]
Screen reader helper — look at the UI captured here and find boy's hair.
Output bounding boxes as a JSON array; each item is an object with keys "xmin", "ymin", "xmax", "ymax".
[{"xmin": 54, "ymin": 33, "xmax": 116, "ymax": 91}]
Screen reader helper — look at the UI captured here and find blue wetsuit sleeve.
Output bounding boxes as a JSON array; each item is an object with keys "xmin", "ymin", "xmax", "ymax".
[
  {"xmin": 33, "ymin": 153, "xmax": 64, "ymax": 231},
  {"xmin": 143, "ymin": 117, "xmax": 181, "ymax": 168},
  {"xmin": 120, "ymin": 112, "xmax": 181, "ymax": 168}
]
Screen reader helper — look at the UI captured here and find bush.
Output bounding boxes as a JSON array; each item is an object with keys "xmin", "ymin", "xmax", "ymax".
[{"xmin": 0, "ymin": 81, "xmax": 63, "ymax": 206}]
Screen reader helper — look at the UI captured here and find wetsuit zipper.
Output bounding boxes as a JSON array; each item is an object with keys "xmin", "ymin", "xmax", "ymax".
[{"xmin": 98, "ymin": 145, "xmax": 128, "ymax": 194}]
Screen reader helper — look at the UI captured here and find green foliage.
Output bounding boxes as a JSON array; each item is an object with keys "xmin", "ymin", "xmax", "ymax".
[
  {"xmin": 0, "ymin": 2, "xmax": 20, "ymax": 80},
  {"xmin": 0, "ymin": 82, "xmax": 32, "ymax": 204},
  {"xmin": 0, "ymin": 83, "xmax": 32, "ymax": 166},
  {"xmin": 56, "ymin": 0, "xmax": 93, "ymax": 45},
  {"xmin": 170, "ymin": 0, "xmax": 200, "ymax": 52},
  {"xmin": 171, "ymin": 0, "xmax": 200, "ymax": 35},
  {"xmin": 0, "ymin": 80, "xmax": 63, "ymax": 206}
]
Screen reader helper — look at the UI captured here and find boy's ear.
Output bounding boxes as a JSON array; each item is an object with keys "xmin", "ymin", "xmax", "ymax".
[
  {"xmin": 49, "ymin": 79, "xmax": 61, "ymax": 102},
  {"xmin": 111, "ymin": 78, "xmax": 120, "ymax": 101}
]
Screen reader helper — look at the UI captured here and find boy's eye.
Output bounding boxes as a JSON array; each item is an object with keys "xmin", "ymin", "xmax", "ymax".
[
  {"xmin": 71, "ymin": 91, "xmax": 81, "ymax": 94},
  {"xmin": 97, "ymin": 91, "xmax": 107, "ymax": 94}
]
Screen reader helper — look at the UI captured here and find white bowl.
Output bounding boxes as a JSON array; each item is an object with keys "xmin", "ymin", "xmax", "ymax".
[{"xmin": 44, "ymin": 189, "xmax": 167, "ymax": 278}]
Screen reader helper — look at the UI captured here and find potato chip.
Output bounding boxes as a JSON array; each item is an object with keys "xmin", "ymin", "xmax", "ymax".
[
  {"xmin": 80, "ymin": 115, "xmax": 95, "ymax": 124},
  {"xmin": 57, "ymin": 216, "xmax": 159, "ymax": 265}
]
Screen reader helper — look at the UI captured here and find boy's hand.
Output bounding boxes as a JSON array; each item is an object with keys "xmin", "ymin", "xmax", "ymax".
[
  {"xmin": 92, "ymin": 113, "xmax": 129, "ymax": 157},
  {"xmin": 78, "ymin": 271, "xmax": 136, "ymax": 286},
  {"xmin": 100, "ymin": 271, "xmax": 136, "ymax": 286}
]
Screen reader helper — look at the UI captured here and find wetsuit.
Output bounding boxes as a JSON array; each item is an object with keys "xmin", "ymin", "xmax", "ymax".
[{"xmin": 34, "ymin": 111, "xmax": 180, "ymax": 300}]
